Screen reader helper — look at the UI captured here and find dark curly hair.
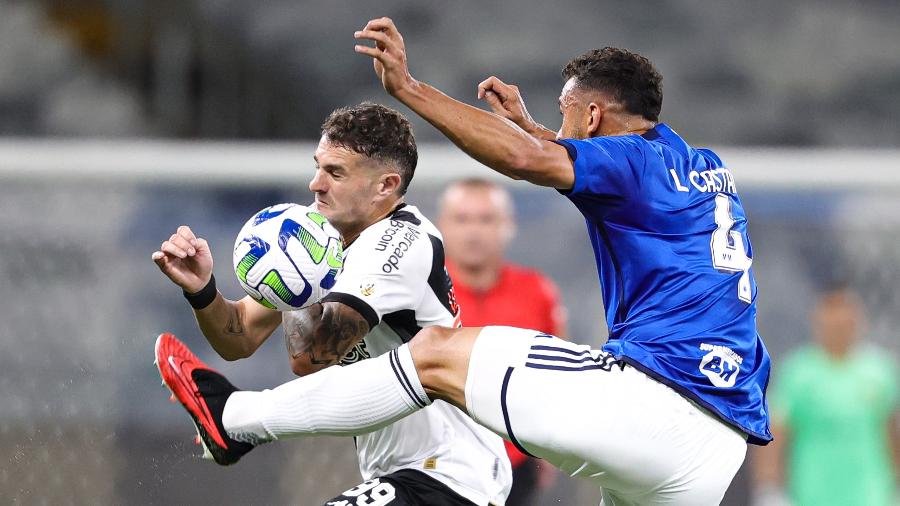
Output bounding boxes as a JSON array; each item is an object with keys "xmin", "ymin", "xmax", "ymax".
[
  {"xmin": 562, "ymin": 48, "xmax": 663, "ymax": 122},
  {"xmin": 321, "ymin": 102, "xmax": 418, "ymax": 195}
]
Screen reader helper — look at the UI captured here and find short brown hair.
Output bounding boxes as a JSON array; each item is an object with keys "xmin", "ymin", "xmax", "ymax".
[
  {"xmin": 321, "ymin": 102, "xmax": 418, "ymax": 195},
  {"xmin": 563, "ymin": 47, "xmax": 663, "ymax": 122}
]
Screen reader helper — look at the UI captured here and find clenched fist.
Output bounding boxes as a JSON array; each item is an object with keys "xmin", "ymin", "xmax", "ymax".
[{"xmin": 477, "ymin": 76, "xmax": 550, "ymax": 138}]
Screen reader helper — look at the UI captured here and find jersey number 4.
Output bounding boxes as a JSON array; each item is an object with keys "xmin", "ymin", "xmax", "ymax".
[{"xmin": 710, "ymin": 193, "xmax": 752, "ymax": 303}]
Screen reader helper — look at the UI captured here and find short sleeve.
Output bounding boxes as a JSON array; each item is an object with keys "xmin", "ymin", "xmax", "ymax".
[
  {"xmin": 322, "ymin": 219, "xmax": 431, "ymax": 330},
  {"xmin": 554, "ymin": 136, "xmax": 643, "ymax": 204}
]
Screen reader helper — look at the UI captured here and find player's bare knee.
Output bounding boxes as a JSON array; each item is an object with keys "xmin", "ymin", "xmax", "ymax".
[
  {"xmin": 409, "ymin": 326, "xmax": 479, "ymax": 397},
  {"xmin": 408, "ymin": 326, "xmax": 455, "ymax": 374}
]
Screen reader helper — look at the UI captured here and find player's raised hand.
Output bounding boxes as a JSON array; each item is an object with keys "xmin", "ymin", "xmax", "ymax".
[
  {"xmin": 152, "ymin": 225, "xmax": 214, "ymax": 293},
  {"xmin": 477, "ymin": 76, "xmax": 541, "ymax": 134},
  {"xmin": 354, "ymin": 17, "xmax": 414, "ymax": 96}
]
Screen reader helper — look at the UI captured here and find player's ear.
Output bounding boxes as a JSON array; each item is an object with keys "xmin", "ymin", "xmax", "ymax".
[
  {"xmin": 586, "ymin": 102, "xmax": 603, "ymax": 136},
  {"xmin": 377, "ymin": 173, "xmax": 402, "ymax": 198}
]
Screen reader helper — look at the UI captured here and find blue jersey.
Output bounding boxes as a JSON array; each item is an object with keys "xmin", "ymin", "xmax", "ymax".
[{"xmin": 555, "ymin": 124, "xmax": 772, "ymax": 444}]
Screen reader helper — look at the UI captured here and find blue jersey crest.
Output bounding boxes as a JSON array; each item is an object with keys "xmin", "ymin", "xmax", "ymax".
[{"xmin": 556, "ymin": 124, "xmax": 772, "ymax": 444}]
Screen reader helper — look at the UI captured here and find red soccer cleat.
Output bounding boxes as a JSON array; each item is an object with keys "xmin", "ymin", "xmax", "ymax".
[{"xmin": 154, "ymin": 333, "xmax": 254, "ymax": 465}]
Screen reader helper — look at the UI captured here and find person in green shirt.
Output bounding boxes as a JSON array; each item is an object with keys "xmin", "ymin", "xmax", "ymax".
[{"xmin": 754, "ymin": 286, "xmax": 899, "ymax": 505}]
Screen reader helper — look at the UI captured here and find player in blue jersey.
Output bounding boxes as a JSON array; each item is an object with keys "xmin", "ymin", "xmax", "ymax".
[{"xmin": 156, "ymin": 17, "xmax": 771, "ymax": 505}]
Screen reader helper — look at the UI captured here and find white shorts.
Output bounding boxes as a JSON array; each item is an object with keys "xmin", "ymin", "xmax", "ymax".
[{"xmin": 464, "ymin": 327, "xmax": 747, "ymax": 506}]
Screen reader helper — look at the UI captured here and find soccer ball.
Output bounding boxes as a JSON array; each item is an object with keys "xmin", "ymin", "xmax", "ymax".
[{"xmin": 233, "ymin": 203, "xmax": 343, "ymax": 311}]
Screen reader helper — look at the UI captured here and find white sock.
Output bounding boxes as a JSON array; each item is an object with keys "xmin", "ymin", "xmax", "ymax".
[{"xmin": 222, "ymin": 345, "xmax": 430, "ymax": 443}]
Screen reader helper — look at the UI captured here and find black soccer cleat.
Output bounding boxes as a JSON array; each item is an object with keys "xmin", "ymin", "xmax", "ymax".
[{"xmin": 154, "ymin": 333, "xmax": 255, "ymax": 465}]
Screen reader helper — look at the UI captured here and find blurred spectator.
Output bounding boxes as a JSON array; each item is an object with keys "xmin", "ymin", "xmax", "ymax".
[
  {"xmin": 438, "ymin": 178, "xmax": 566, "ymax": 506},
  {"xmin": 753, "ymin": 286, "xmax": 899, "ymax": 506}
]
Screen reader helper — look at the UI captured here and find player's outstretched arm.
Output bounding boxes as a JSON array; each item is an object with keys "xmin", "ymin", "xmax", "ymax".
[
  {"xmin": 152, "ymin": 225, "xmax": 282, "ymax": 360},
  {"xmin": 282, "ymin": 302, "xmax": 370, "ymax": 376},
  {"xmin": 354, "ymin": 17, "xmax": 574, "ymax": 189}
]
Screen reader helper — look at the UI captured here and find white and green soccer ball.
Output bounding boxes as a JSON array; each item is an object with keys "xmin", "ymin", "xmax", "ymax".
[{"xmin": 233, "ymin": 203, "xmax": 343, "ymax": 311}]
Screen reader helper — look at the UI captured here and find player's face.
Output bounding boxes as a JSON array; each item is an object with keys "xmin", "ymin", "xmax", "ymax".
[
  {"xmin": 309, "ymin": 138, "xmax": 385, "ymax": 237},
  {"xmin": 557, "ymin": 78, "xmax": 591, "ymax": 140},
  {"xmin": 439, "ymin": 186, "xmax": 514, "ymax": 270},
  {"xmin": 813, "ymin": 290, "xmax": 863, "ymax": 355}
]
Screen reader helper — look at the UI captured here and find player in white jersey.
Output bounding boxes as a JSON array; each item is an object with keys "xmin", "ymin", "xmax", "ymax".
[
  {"xmin": 152, "ymin": 103, "xmax": 511, "ymax": 506},
  {"xmin": 317, "ymin": 203, "xmax": 510, "ymax": 504}
]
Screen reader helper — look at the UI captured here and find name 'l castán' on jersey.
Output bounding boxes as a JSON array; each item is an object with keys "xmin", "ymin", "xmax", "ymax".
[{"xmin": 554, "ymin": 124, "xmax": 772, "ymax": 445}]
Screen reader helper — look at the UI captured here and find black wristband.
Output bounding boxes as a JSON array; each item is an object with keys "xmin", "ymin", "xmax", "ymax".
[{"xmin": 183, "ymin": 274, "xmax": 218, "ymax": 310}]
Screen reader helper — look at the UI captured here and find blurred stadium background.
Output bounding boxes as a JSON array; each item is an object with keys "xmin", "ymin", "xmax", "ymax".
[{"xmin": 1, "ymin": 0, "xmax": 898, "ymax": 504}]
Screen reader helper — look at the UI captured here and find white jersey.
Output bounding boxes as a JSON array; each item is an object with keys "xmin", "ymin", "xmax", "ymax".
[{"xmin": 319, "ymin": 204, "xmax": 511, "ymax": 506}]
